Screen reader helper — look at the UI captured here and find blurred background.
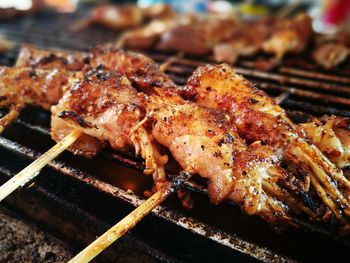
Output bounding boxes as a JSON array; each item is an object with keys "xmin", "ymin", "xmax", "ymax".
[{"xmin": 0, "ymin": 0, "xmax": 349, "ymax": 33}]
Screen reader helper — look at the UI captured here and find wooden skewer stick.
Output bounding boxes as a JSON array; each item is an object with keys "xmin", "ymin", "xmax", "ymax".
[
  {"xmin": 68, "ymin": 172, "xmax": 191, "ymax": 263},
  {"xmin": 0, "ymin": 129, "xmax": 82, "ymax": 202}
]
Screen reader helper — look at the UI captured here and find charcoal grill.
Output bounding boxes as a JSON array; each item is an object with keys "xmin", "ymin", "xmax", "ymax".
[{"xmin": 1, "ymin": 6, "xmax": 350, "ymax": 263}]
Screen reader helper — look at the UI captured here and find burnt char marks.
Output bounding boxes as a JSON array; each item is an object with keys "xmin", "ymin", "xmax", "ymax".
[
  {"xmin": 58, "ymin": 110, "xmax": 90, "ymax": 128},
  {"xmin": 89, "ymin": 44, "xmax": 177, "ymax": 92}
]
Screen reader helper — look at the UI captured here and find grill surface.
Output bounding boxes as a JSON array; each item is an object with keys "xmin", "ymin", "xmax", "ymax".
[{"xmin": 1, "ymin": 7, "xmax": 350, "ymax": 263}]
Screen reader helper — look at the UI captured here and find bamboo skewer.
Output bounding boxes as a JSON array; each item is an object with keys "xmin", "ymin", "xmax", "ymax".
[
  {"xmin": 68, "ymin": 172, "xmax": 190, "ymax": 263},
  {"xmin": 0, "ymin": 129, "xmax": 82, "ymax": 201}
]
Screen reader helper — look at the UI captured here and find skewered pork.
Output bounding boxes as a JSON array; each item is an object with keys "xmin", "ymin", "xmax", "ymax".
[{"xmin": 51, "ymin": 67, "xmax": 316, "ymax": 224}]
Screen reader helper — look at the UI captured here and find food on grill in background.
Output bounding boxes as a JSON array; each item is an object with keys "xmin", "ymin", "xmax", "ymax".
[
  {"xmin": 213, "ymin": 19, "xmax": 271, "ymax": 64},
  {"xmin": 90, "ymin": 5, "xmax": 143, "ymax": 29},
  {"xmin": 89, "ymin": 3, "xmax": 174, "ymax": 30},
  {"xmin": 157, "ymin": 14, "xmax": 237, "ymax": 56},
  {"xmin": 117, "ymin": 13, "xmax": 197, "ymax": 50},
  {"xmin": 182, "ymin": 63, "xmax": 350, "ymax": 227},
  {"xmin": 0, "ymin": 36, "xmax": 12, "ymax": 53},
  {"xmin": 262, "ymin": 13, "xmax": 312, "ymax": 59},
  {"xmin": 312, "ymin": 43, "xmax": 349, "ymax": 69},
  {"xmin": 312, "ymin": 32, "xmax": 350, "ymax": 69},
  {"xmin": 119, "ymin": 12, "xmax": 312, "ymax": 64}
]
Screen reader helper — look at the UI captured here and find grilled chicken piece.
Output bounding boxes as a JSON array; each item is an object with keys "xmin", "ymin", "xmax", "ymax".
[
  {"xmin": 0, "ymin": 66, "xmax": 81, "ymax": 133},
  {"xmin": 312, "ymin": 43, "xmax": 349, "ymax": 69},
  {"xmin": 301, "ymin": 116, "xmax": 350, "ymax": 169},
  {"xmin": 262, "ymin": 14, "xmax": 312, "ymax": 59},
  {"xmin": 183, "ymin": 63, "xmax": 350, "ymax": 225},
  {"xmin": 16, "ymin": 44, "xmax": 88, "ymax": 71}
]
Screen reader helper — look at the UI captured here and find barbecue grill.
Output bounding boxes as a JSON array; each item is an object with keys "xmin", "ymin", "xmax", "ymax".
[{"xmin": 1, "ymin": 6, "xmax": 350, "ymax": 263}]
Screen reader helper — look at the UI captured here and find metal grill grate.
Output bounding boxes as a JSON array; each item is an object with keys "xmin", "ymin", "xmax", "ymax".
[{"xmin": 1, "ymin": 8, "xmax": 350, "ymax": 262}]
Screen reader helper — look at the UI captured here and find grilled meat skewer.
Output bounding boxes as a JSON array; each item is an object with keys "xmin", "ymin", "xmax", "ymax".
[
  {"xmin": 52, "ymin": 67, "xmax": 317, "ymax": 224},
  {"xmin": 9, "ymin": 45, "xmax": 349, "ymax": 227},
  {"xmin": 15, "ymin": 45, "xmax": 350, "ymax": 169}
]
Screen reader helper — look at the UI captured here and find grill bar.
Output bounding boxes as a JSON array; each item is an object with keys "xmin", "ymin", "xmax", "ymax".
[{"xmin": 0, "ymin": 126, "xmax": 288, "ymax": 263}]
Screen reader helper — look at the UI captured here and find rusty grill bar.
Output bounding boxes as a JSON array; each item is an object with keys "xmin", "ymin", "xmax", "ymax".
[{"xmin": 1, "ymin": 8, "xmax": 350, "ymax": 262}]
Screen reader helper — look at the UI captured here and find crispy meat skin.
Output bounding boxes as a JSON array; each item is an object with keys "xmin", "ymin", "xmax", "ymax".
[
  {"xmin": 184, "ymin": 64, "xmax": 296, "ymax": 147},
  {"xmin": 52, "ymin": 69, "xmax": 144, "ymax": 156},
  {"xmin": 90, "ymin": 44, "xmax": 177, "ymax": 91},
  {"xmin": 0, "ymin": 66, "xmax": 81, "ymax": 110},
  {"xmin": 16, "ymin": 44, "xmax": 88, "ymax": 71}
]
